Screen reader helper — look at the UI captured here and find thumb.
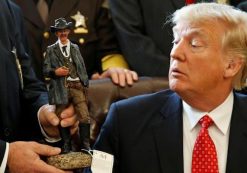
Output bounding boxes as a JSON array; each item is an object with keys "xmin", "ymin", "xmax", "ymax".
[
  {"xmin": 39, "ymin": 105, "xmax": 59, "ymax": 126},
  {"xmin": 46, "ymin": 112, "xmax": 60, "ymax": 126}
]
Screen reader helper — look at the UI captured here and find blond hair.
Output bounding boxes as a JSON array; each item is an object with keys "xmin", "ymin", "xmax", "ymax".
[{"xmin": 170, "ymin": 3, "xmax": 247, "ymax": 90}]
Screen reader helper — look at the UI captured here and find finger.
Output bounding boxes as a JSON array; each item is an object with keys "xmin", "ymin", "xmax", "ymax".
[
  {"xmin": 131, "ymin": 71, "xmax": 139, "ymax": 81},
  {"xmin": 91, "ymin": 72, "xmax": 101, "ymax": 79},
  {"xmin": 30, "ymin": 142, "xmax": 61, "ymax": 156},
  {"xmin": 61, "ymin": 115, "xmax": 78, "ymax": 128},
  {"xmin": 109, "ymin": 71, "xmax": 119, "ymax": 84},
  {"xmin": 118, "ymin": 70, "xmax": 127, "ymax": 87},
  {"xmin": 37, "ymin": 159, "xmax": 69, "ymax": 173},
  {"xmin": 47, "ymin": 112, "xmax": 60, "ymax": 126},
  {"xmin": 125, "ymin": 71, "xmax": 134, "ymax": 86},
  {"xmin": 60, "ymin": 104, "xmax": 74, "ymax": 119}
]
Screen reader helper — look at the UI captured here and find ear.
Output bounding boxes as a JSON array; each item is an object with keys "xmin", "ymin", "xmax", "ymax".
[{"xmin": 224, "ymin": 57, "xmax": 244, "ymax": 78}]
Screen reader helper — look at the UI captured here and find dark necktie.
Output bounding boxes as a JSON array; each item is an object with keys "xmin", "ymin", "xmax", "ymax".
[
  {"xmin": 192, "ymin": 115, "xmax": 219, "ymax": 173},
  {"xmin": 62, "ymin": 46, "xmax": 68, "ymax": 56}
]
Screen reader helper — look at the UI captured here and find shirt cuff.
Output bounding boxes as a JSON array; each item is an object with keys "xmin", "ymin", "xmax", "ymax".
[
  {"xmin": 37, "ymin": 104, "xmax": 61, "ymax": 143},
  {"xmin": 101, "ymin": 54, "xmax": 129, "ymax": 71},
  {"xmin": 0, "ymin": 142, "xmax": 9, "ymax": 173}
]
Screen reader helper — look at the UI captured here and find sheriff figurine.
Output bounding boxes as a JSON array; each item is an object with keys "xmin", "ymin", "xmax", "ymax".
[{"xmin": 43, "ymin": 18, "xmax": 90, "ymax": 154}]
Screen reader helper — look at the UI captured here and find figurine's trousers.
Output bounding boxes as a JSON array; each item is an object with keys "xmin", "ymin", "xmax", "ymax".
[
  {"xmin": 56, "ymin": 82, "xmax": 90, "ymax": 123},
  {"xmin": 67, "ymin": 86, "xmax": 90, "ymax": 123}
]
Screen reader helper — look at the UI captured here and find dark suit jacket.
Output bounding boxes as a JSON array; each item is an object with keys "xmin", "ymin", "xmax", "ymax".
[
  {"xmin": 43, "ymin": 42, "xmax": 88, "ymax": 105},
  {"xmin": 0, "ymin": 0, "xmax": 48, "ymax": 165},
  {"xmin": 94, "ymin": 90, "xmax": 247, "ymax": 173},
  {"xmin": 14, "ymin": 0, "xmax": 121, "ymax": 80}
]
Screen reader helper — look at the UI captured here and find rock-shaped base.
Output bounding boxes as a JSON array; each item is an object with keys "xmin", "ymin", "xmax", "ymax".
[{"xmin": 46, "ymin": 151, "xmax": 92, "ymax": 170}]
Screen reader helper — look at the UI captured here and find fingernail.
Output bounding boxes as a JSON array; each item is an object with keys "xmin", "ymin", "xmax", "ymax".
[
  {"xmin": 53, "ymin": 118, "xmax": 59, "ymax": 125},
  {"xmin": 54, "ymin": 147, "xmax": 61, "ymax": 153}
]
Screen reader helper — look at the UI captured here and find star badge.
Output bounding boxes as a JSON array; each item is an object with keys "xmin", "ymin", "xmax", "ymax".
[{"xmin": 71, "ymin": 11, "xmax": 88, "ymax": 34}]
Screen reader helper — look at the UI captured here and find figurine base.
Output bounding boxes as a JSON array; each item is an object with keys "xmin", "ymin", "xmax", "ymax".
[{"xmin": 46, "ymin": 151, "xmax": 92, "ymax": 170}]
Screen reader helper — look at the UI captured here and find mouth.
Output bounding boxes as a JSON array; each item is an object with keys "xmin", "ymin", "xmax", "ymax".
[{"xmin": 170, "ymin": 67, "xmax": 185, "ymax": 77}]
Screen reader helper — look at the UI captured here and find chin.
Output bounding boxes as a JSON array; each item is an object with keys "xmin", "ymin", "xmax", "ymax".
[{"xmin": 169, "ymin": 80, "xmax": 186, "ymax": 94}]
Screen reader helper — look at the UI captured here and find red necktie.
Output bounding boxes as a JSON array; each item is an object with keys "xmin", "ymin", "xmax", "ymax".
[
  {"xmin": 192, "ymin": 115, "xmax": 219, "ymax": 173},
  {"xmin": 186, "ymin": 0, "xmax": 195, "ymax": 5}
]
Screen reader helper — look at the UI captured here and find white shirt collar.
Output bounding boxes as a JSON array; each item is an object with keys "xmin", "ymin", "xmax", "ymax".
[
  {"xmin": 183, "ymin": 91, "xmax": 233, "ymax": 135},
  {"xmin": 57, "ymin": 39, "xmax": 70, "ymax": 47},
  {"xmin": 57, "ymin": 39, "xmax": 70, "ymax": 57}
]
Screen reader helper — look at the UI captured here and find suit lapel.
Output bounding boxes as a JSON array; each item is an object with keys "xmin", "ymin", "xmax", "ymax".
[
  {"xmin": 152, "ymin": 92, "xmax": 184, "ymax": 173},
  {"xmin": 226, "ymin": 93, "xmax": 247, "ymax": 172}
]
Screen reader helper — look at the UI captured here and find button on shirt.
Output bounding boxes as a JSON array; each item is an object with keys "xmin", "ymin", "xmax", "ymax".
[{"xmin": 183, "ymin": 92, "xmax": 233, "ymax": 173}]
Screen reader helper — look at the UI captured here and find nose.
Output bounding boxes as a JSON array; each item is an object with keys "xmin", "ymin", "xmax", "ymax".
[{"xmin": 170, "ymin": 40, "xmax": 186, "ymax": 61}]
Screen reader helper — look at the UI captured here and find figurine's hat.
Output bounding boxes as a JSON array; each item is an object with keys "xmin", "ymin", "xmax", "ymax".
[{"xmin": 50, "ymin": 18, "xmax": 73, "ymax": 33}]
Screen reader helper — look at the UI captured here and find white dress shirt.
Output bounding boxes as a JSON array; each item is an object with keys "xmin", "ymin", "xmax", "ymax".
[
  {"xmin": 183, "ymin": 92, "xmax": 233, "ymax": 173},
  {"xmin": 58, "ymin": 40, "xmax": 80, "ymax": 81}
]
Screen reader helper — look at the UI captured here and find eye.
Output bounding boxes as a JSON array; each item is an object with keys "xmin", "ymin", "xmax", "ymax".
[
  {"xmin": 172, "ymin": 39, "xmax": 180, "ymax": 45},
  {"xmin": 190, "ymin": 39, "xmax": 202, "ymax": 48}
]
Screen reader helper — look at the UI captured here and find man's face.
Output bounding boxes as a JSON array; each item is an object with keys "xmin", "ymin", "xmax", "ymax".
[
  {"xmin": 169, "ymin": 21, "xmax": 228, "ymax": 97},
  {"xmin": 56, "ymin": 29, "xmax": 70, "ymax": 43}
]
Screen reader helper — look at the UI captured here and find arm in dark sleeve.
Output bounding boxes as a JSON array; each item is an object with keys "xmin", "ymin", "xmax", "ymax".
[
  {"xmin": 109, "ymin": 0, "xmax": 170, "ymax": 76},
  {"xmin": 10, "ymin": 1, "xmax": 48, "ymax": 138}
]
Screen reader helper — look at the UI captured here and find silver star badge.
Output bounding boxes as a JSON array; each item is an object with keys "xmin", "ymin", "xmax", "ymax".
[{"xmin": 71, "ymin": 11, "xmax": 87, "ymax": 28}]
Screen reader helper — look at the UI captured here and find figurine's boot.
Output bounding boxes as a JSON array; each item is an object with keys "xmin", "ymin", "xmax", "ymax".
[
  {"xmin": 60, "ymin": 126, "xmax": 72, "ymax": 153},
  {"xmin": 79, "ymin": 123, "xmax": 91, "ymax": 151}
]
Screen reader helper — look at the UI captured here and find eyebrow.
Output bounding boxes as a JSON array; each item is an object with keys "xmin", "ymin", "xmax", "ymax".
[{"xmin": 173, "ymin": 26, "xmax": 207, "ymax": 39}]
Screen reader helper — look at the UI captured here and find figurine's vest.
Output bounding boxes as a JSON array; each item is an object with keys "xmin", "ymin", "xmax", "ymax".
[{"xmin": 64, "ymin": 55, "xmax": 78, "ymax": 79}]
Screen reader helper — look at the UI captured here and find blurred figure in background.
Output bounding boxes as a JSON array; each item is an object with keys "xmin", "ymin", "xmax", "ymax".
[{"xmin": 14, "ymin": 0, "xmax": 138, "ymax": 87}]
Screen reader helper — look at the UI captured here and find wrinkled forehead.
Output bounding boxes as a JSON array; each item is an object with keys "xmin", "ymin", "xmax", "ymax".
[
  {"xmin": 172, "ymin": 21, "xmax": 225, "ymax": 40},
  {"xmin": 173, "ymin": 24, "xmax": 204, "ymax": 36}
]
